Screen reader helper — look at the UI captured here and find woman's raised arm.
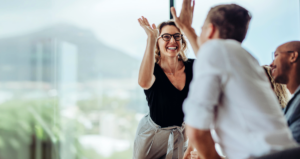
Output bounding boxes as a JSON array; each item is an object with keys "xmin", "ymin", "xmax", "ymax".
[{"xmin": 137, "ymin": 16, "xmax": 158, "ymax": 89}]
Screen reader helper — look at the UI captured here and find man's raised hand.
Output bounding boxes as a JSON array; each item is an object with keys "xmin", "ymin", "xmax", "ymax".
[{"xmin": 171, "ymin": 0, "xmax": 195, "ymax": 30}]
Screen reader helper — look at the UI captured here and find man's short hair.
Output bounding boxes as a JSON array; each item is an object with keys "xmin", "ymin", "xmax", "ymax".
[{"xmin": 207, "ymin": 4, "xmax": 252, "ymax": 42}]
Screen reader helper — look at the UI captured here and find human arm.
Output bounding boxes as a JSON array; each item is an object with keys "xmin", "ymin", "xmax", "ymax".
[
  {"xmin": 187, "ymin": 126, "xmax": 221, "ymax": 159},
  {"xmin": 170, "ymin": 0, "xmax": 200, "ymax": 55},
  {"xmin": 182, "ymin": 41, "xmax": 226, "ymax": 159},
  {"xmin": 137, "ymin": 16, "xmax": 158, "ymax": 89}
]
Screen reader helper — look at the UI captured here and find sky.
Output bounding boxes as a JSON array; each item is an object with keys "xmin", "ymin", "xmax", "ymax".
[{"xmin": 0, "ymin": 0, "xmax": 299, "ymax": 65}]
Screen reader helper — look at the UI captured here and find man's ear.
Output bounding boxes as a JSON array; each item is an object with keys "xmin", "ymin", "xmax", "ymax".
[
  {"xmin": 291, "ymin": 51, "xmax": 299, "ymax": 63},
  {"xmin": 206, "ymin": 23, "xmax": 216, "ymax": 39}
]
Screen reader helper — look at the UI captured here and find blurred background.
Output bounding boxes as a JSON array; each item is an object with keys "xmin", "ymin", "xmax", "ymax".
[{"xmin": 0, "ymin": 0, "xmax": 299, "ymax": 159}]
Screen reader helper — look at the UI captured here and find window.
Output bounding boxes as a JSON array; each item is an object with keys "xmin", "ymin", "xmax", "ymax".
[
  {"xmin": 0, "ymin": 0, "xmax": 168, "ymax": 159},
  {"xmin": 0, "ymin": 0, "xmax": 299, "ymax": 159}
]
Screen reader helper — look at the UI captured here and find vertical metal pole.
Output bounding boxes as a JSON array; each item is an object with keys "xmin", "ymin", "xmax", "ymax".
[{"xmin": 170, "ymin": 0, "xmax": 174, "ymax": 19}]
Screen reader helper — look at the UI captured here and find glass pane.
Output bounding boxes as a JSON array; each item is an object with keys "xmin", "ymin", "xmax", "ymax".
[
  {"xmin": 0, "ymin": 0, "xmax": 168, "ymax": 159},
  {"xmin": 175, "ymin": 0, "xmax": 300, "ymax": 65}
]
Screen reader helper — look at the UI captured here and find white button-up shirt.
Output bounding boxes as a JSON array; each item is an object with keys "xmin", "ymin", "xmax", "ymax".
[{"xmin": 183, "ymin": 39, "xmax": 298, "ymax": 159}]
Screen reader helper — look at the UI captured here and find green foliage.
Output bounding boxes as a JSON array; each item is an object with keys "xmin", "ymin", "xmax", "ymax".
[
  {"xmin": 0, "ymin": 97, "xmax": 60, "ymax": 159},
  {"xmin": 0, "ymin": 95, "xmax": 138, "ymax": 159}
]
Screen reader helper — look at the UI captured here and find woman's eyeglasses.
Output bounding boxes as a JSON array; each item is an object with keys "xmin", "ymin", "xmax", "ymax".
[{"xmin": 159, "ymin": 33, "xmax": 183, "ymax": 41}]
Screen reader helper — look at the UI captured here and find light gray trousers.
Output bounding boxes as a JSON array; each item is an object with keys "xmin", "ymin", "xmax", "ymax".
[{"xmin": 133, "ymin": 114, "xmax": 187, "ymax": 159}]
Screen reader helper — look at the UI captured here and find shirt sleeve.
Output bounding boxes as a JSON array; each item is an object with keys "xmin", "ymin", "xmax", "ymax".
[
  {"xmin": 290, "ymin": 117, "xmax": 300, "ymax": 143},
  {"xmin": 183, "ymin": 40, "xmax": 227, "ymax": 130},
  {"xmin": 289, "ymin": 97, "xmax": 300, "ymax": 143}
]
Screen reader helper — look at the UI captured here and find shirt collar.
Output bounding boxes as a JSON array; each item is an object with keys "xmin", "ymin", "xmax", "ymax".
[{"xmin": 294, "ymin": 85, "xmax": 300, "ymax": 95}]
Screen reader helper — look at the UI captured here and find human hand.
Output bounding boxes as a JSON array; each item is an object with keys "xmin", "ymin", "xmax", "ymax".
[
  {"xmin": 183, "ymin": 145, "xmax": 194, "ymax": 159},
  {"xmin": 171, "ymin": 0, "xmax": 195, "ymax": 30},
  {"xmin": 191, "ymin": 151, "xmax": 201, "ymax": 159},
  {"xmin": 138, "ymin": 16, "xmax": 159, "ymax": 39}
]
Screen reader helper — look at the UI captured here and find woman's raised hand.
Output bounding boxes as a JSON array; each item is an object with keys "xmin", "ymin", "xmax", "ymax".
[{"xmin": 138, "ymin": 16, "xmax": 159, "ymax": 39}]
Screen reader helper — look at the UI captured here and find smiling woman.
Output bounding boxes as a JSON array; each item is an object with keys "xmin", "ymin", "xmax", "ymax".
[
  {"xmin": 154, "ymin": 20, "xmax": 188, "ymax": 64},
  {"xmin": 0, "ymin": 0, "xmax": 170, "ymax": 159},
  {"xmin": 135, "ymin": 16, "xmax": 195, "ymax": 159}
]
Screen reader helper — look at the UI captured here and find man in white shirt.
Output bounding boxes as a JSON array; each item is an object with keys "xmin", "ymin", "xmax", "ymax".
[{"xmin": 171, "ymin": 1, "xmax": 298, "ymax": 159}]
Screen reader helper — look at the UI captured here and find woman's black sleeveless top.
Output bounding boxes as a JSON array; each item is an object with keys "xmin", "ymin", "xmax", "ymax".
[{"xmin": 144, "ymin": 59, "xmax": 194, "ymax": 127}]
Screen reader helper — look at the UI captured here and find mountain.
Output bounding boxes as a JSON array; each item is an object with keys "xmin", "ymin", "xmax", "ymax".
[{"xmin": 0, "ymin": 24, "xmax": 139, "ymax": 82}]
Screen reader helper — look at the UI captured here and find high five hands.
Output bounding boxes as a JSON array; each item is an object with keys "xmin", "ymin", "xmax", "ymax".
[
  {"xmin": 171, "ymin": 0, "xmax": 199, "ymax": 55},
  {"xmin": 138, "ymin": 0, "xmax": 198, "ymax": 56},
  {"xmin": 171, "ymin": 0, "xmax": 195, "ymax": 30},
  {"xmin": 138, "ymin": 16, "xmax": 159, "ymax": 39}
]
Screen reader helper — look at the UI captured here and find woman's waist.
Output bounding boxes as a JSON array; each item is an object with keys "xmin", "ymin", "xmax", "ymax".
[{"xmin": 149, "ymin": 113, "xmax": 184, "ymax": 128}]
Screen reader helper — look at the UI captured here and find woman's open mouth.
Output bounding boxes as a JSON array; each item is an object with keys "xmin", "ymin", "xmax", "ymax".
[{"xmin": 167, "ymin": 46, "xmax": 177, "ymax": 51}]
